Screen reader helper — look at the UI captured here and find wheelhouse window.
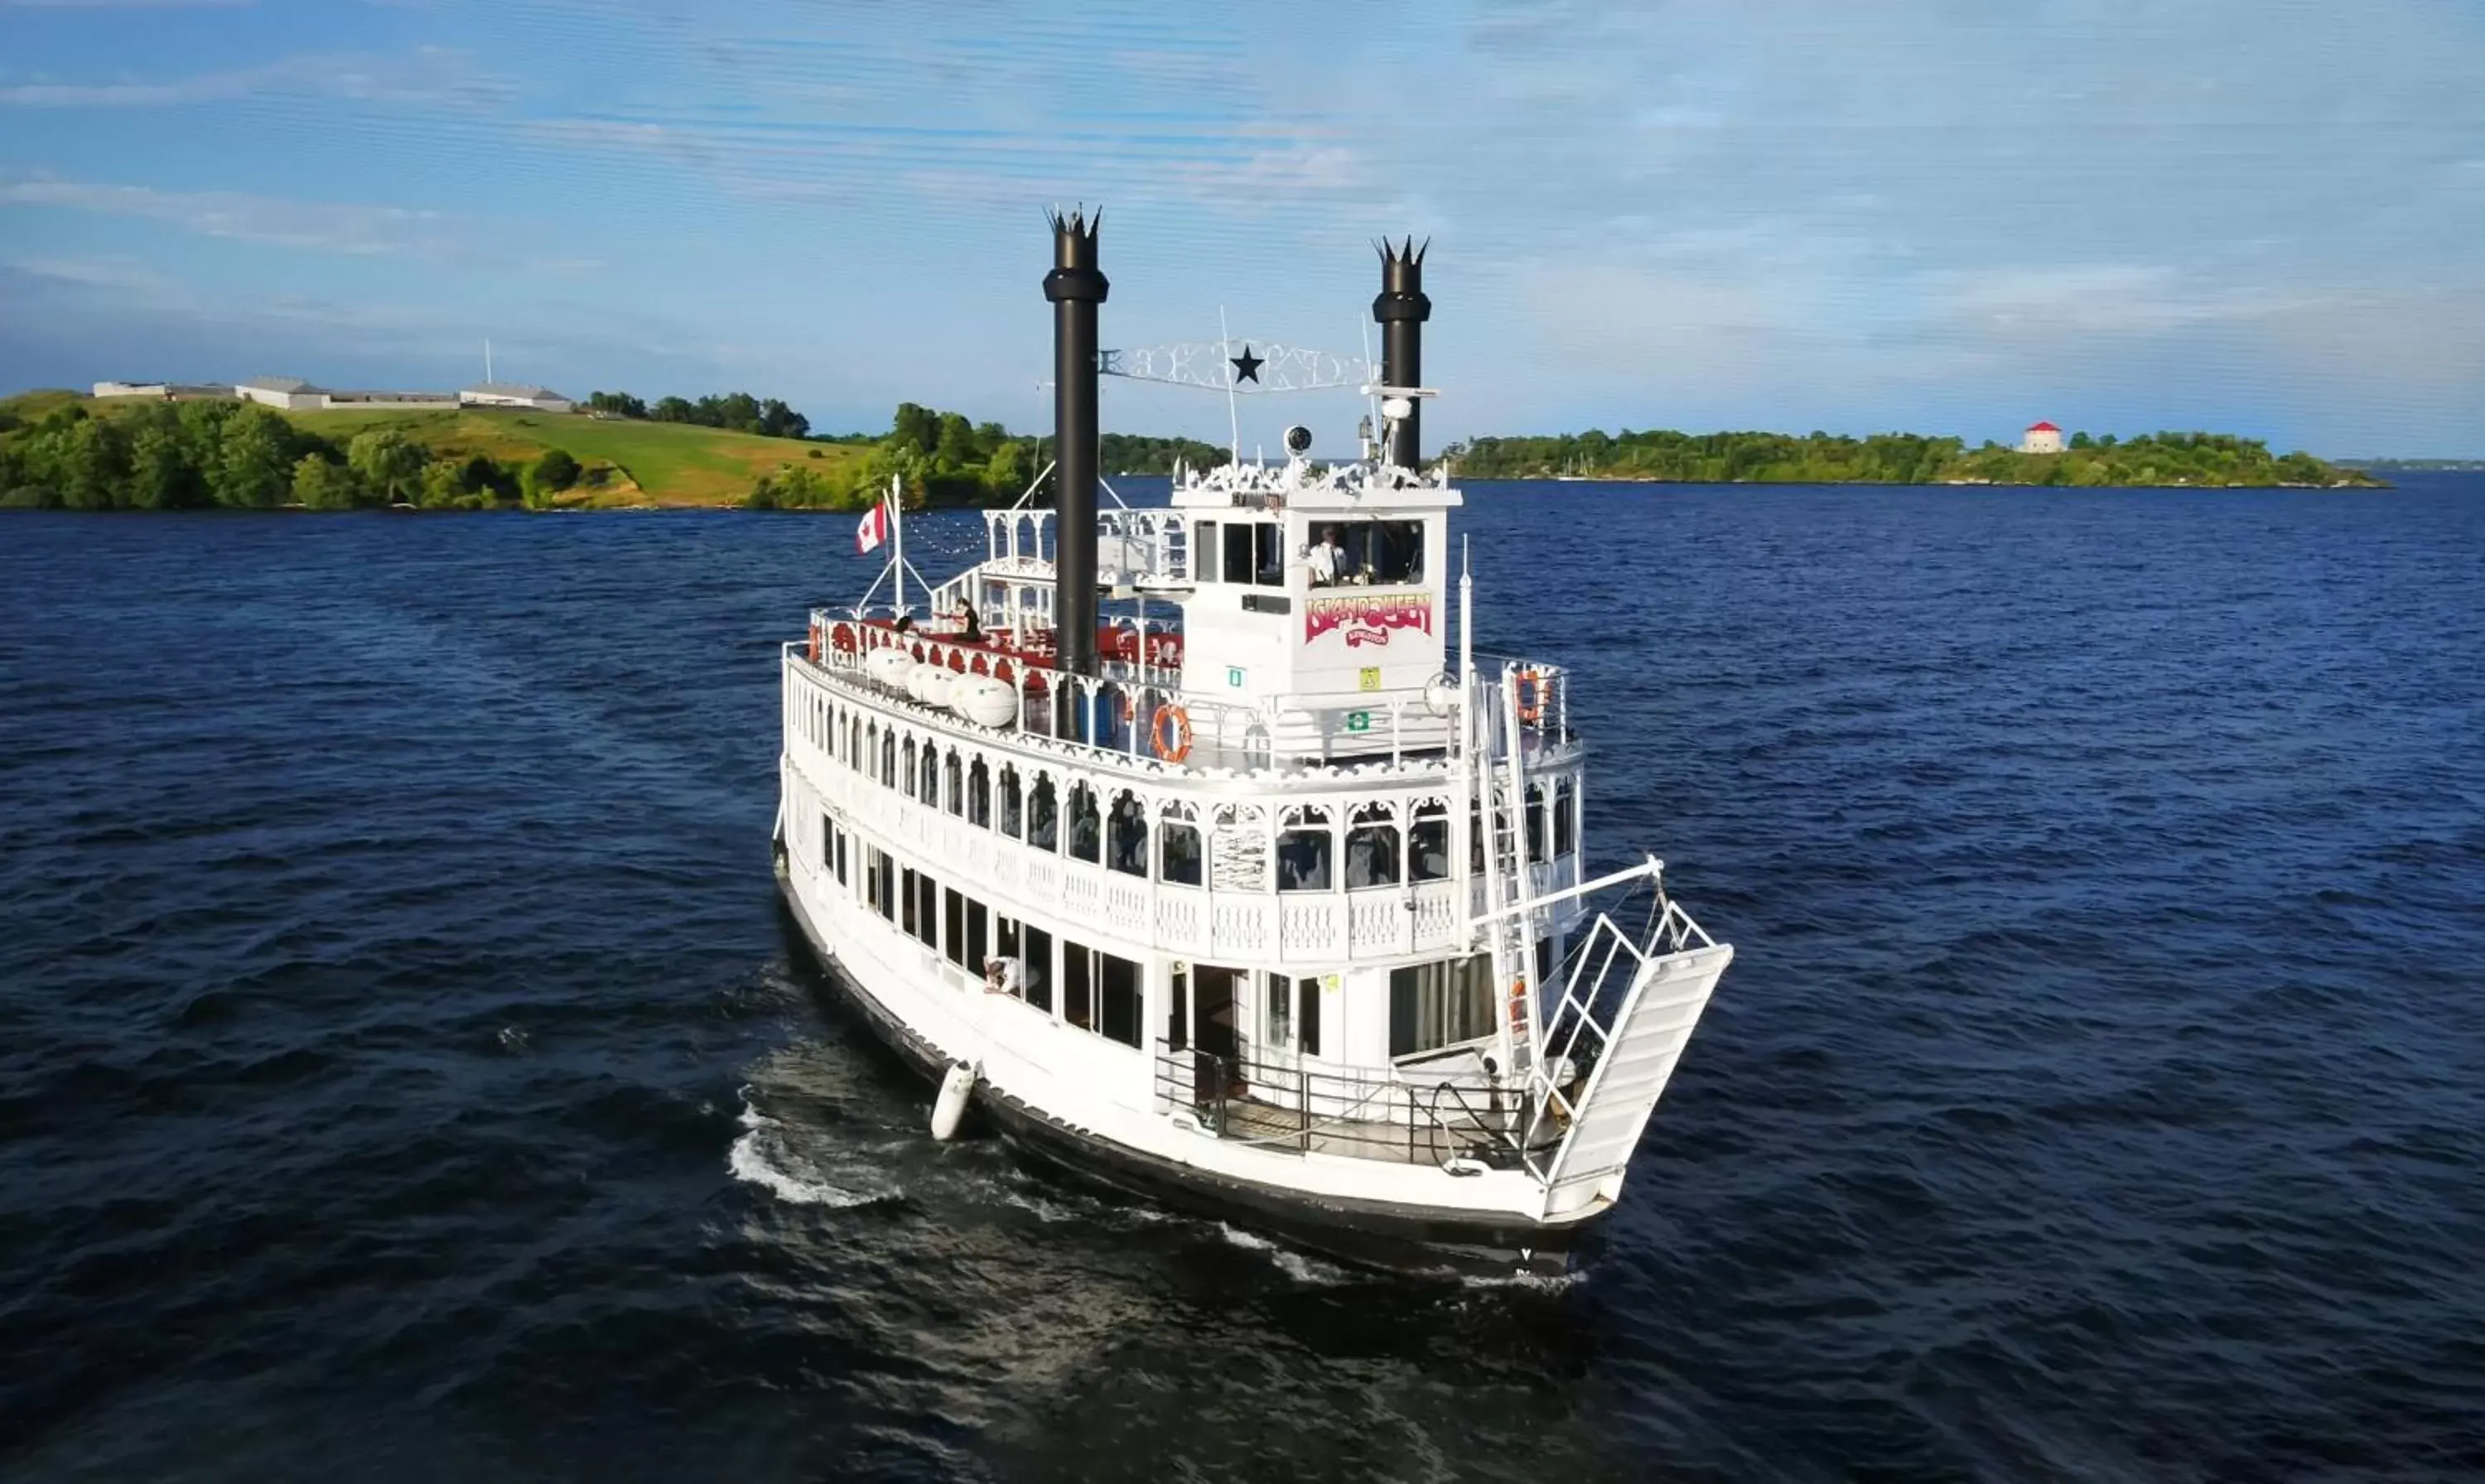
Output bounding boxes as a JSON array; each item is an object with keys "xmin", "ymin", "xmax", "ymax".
[
  {"xmin": 1159, "ymin": 803, "xmax": 1202, "ymax": 886},
  {"xmin": 1276, "ymin": 805, "xmax": 1332, "ymax": 892},
  {"xmin": 1344, "ymin": 802, "xmax": 1401, "ymax": 889},
  {"xmin": 1221, "ymin": 523, "xmax": 1254, "ymax": 584},
  {"xmin": 1389, "ymin": 954, "xmax": 1495, "ymax": 1058},
  {"xmin": 1106, "ymin": 791, "xmax": 1146, "ymax": 877},
  {"xmin": 1553, "ymin": 776, "xmax": 1576, "ymax": 858},
  {"xmin": 1195, "ymin": 520, "xmax": 1218, "ymax": 583},
  {"xmin": 1408, "ymin": 799, "xmax": 1450, "ymax": 882},
  {"xmin": 1310, "ymin": 519, "xmax": 1425, "ymax": 588}
]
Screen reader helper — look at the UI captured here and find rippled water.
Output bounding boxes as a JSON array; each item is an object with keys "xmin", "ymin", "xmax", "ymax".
[{"xmin": 4, "ymin": 479, "xmax": 2483, "ymax": 1482}]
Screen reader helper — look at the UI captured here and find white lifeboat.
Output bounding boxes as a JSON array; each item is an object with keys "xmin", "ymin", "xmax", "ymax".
[
  {"xmin": 912, "ymin": 665, "xmax": 955, "ymax": 709},
  {"xmin": 949, "ymin": 673, "xmax": 1017, "ymax": 728},
  {"xmin": 866, "ymin": 648, "xmax": 916, "ymax": 690}
]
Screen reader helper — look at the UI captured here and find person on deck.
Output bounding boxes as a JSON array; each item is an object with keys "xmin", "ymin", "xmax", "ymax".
[
  {"xmin": 1306, "ymin": 526, "xmax": 1344, "ymax": 586},
  {"xmin": 957, "ymin": 601, "xmax": 982, "ymax": 643}
]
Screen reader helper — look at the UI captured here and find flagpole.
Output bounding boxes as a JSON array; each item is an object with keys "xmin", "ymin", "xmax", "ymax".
[{"xmin": 890, "ymin": 475, "xmax": 907, "ymax": 619}]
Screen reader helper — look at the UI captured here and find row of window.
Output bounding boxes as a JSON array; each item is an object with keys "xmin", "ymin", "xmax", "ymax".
[
  {"xmin": 1191, "ymin": 518, "xmax": 1425, "ymax": 589},
  {"xmin": 819, "ymin": 810, "xmax": 1542, "ymax": 1064},
  {"xmin": 825, "ymin": 815, "xmax": 1147, "ymax": 1050},
  {"xmin": 794, "ymin": 685, "xmax": 1580, "ymax": 893}
]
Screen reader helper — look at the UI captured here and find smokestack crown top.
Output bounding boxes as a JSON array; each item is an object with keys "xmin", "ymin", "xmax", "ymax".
[
  {"xmin": 1373, "ymin": 235, "xmax": 1431, "ymax": 323},
  {"xmin": 1378, "ymin": 235, "xmax": 1429, "ymax": 292},
  {"xmin": 1049, "ymin": 206, "xmax": 1103, "ymax": 267},
  {"xmin": 1045, "ymin": 205, "xmax": 1108, "ymax": 301}
]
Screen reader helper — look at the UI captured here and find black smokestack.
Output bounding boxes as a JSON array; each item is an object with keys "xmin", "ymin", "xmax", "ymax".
[
  {"xmin": 1045, "ymin": 208, "xmax": 1107, "ymax": 680},
  {"xmin": 1373, "ymin": 237, "xmax": 1431, "ymax": 468}
]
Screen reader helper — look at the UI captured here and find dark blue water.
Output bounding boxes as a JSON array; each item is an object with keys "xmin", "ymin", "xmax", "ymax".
[{"xmin": 4, "ymin": 479, "xmax": 2483, "ymax": 1482}]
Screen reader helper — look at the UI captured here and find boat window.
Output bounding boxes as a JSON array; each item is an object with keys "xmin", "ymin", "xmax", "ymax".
[
  {"xmin": 966, "ymin": 900, "xmax": 988, "ymax": 976},
  {"xmin": 833, "ymin": 827, "xmax": 847, "ymax": 886},
  {"xmin": 1309, "ymin": 519, "xmax": 1425, "ymax": 588},
  {"xmin": 1389, "ymin": 954, "xmax": 1496, "ymax": 1058},
  {"xmin": 1262, "ymin": 970, "xmax": 1292, "ymax": 1049},
  {"xmin": 902, "ymin": 739, "xmax": 917, "ymax": 798},
  {"xmin": 1255, "ymin": 523, "xmax": 1283, "ymax": 586},
  {"xmin": 916, "ymin": 872, "xmax": 939, "ymax": 949},
  {"xmin": 967, "ymin": 758, "xmax": 991, "ymax": 827},
  {"xmin": 1159, "ymin": 804, "xmax": 1202, "ymax": 886},
  {"xmin": 1106, "ymin": 791, "xmax": 1147, "ymax": 877},
  {"xmin": 1408, "ymin": 800, "xmax": 1450, "ymax": 883},
  {"xmin": 1167, "ymin": 963, "xmax": 1189, "ymax": 1050},
  {"xmin": 943, "ymin": 889, "xmax": 967, "ymax": 967},
  {"xmin": 1068, "ymin": 783, "xmax": 1101, "ymax": 865},
  {"xmin": 943, "ymin": 751, "xmax": 963, "ymax": 815},
  {"xmin": 1345, "ymin": 802, "xmax": 1401, "ymax": 889},
  {"xmin": 1022, "ymin": 923, "xmax": 1053, "ymax": 1013},
  {"xmin": 881, "ymin": 730, "xmax": 896, "ymax": 788},
  {"xmin": 1100, "ymin": 952, "xmax": 1141, "ymax": 1048},
  {"xmin": 1297, "ymin": 976, "xmax": 1323, "ymax": 1058},
  {"xmin": 1211, "ymin": 804, "xmax": 1267, "ymax": 891},
  {"xmin": 1222, "ymin": 523, "xmax": 1254, "ymax": 584},
  {"xmin": 1469, "ymin": 797, "xmax": 1485, "ymax": 872},
  {"xmin": 900, "ymin": 868, "xmax": 919, "ymax": 939},
  {"xmin": 998, "ymin": 764, "xmax": 1021, "ymax": 837},
  {"xmin": 819, "ymin": 813, "xmax": 834, "ymax": 873},
  {"xmin": 919, "ymin": 745, "xmax": 941, "ymax": 808},
  {"xmin": 1064, "ymin": 940, "xmax": 1093, "ymax": 1029},
  {"xmin": 1553, "ymin": 776, "xmax": 1575, "ymax": 858},
  {"xmin": 1028, "ymin": 774, "xmax": 1058, "ymax": 851},
  {"xmin": 1276, "ymin": 805, "xmax": 1332, "ymax": 892},
  {"xmin": 1525, "ymin": 783, "xmax": 1550, "ymax": 864},
  {"xmin": 866, "ymin": 847, "xmax": 890, "ymax": 920},
  {"xmin": 1195, "ymin": 521, "xmax": 1218, "ymax": 584}
]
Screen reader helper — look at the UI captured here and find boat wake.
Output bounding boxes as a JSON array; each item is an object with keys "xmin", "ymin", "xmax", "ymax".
[{"xmin": 727, "ymin": 1097, "xmax": 900, "ymax": 1209}]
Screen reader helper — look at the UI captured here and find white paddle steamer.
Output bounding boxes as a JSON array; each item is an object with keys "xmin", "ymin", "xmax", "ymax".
[{"xmin": 772, "ymin": 215, "xmax": 1732, "ymax": 1274}]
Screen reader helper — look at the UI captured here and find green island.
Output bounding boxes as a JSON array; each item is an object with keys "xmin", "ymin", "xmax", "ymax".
[
  {"xmin": 1445, "ymin": 428, "xmax": 2381, "ymax": 488},
  {"xmin": 0, "ymin": 386, "xmax": 2381, "ymax": 511}
]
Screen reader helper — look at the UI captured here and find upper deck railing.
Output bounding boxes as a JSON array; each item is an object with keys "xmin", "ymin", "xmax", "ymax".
[{"xmin": 795, "ymin": 609, "xmax": 1576, "ymax": 786}]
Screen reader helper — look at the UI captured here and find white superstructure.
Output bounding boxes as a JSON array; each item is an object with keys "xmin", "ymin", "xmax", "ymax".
[{"xmin": 770, "ymin": 225, "xmax": 1731, "ymax": 1274}]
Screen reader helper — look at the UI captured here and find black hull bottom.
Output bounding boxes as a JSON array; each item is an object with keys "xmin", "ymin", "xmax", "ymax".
[{"xmin": 770, "ymin": 869, "xmax": 1592, "ymax": 1280}]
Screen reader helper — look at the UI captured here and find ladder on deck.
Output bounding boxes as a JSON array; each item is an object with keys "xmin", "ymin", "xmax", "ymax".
[{"xmin": 1474, "ymin": 662, "xmax": 1541, "ymax": 1078}]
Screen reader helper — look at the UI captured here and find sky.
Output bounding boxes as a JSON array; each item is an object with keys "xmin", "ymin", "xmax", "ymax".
[{"xmin": 2, "ymin": 0, "xmax": 2481, "ymax": 456}]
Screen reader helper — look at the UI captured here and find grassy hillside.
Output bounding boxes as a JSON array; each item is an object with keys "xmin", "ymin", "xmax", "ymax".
[
  {"xmin": 0, "ymin": 391, "xmax": 863, "ymax": 508},
  {"xmin": 282, "ymin": 406, "xmax": 867, "ymax": 506}
]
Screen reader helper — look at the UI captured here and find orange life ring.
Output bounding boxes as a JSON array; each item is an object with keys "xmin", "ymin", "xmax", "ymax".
[
  {"xmin": 1515, "ymin": 670, "xmax": 1546, "ymax": 725},
  {"xmin": 807, "ymin": 621, "xmax": 823, "ymax": 664},
  {"xmin": 1117, "ymin": 691, "xmax": 1138, "ymax": 724},
  {"xmin": 1508, "ymin": 977, "xmax": 1528, "ymax": 1029},
  {"xmin": 1151, "ymin": 703, "xmax": 1193, "ymax": 763}
]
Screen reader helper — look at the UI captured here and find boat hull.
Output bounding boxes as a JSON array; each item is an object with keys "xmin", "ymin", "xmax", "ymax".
[{"xmin": 770, "ymin": 855, "xmax": 1594, "ymax": 1279}]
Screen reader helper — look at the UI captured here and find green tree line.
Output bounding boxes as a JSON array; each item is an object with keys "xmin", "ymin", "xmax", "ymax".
[
  {"xmin": 747, "ymin": 405, "xmax": 1233, "ymax": 511},
  {"xmin": 584, "ymin": 388, "xmax": 811, "ymax": 440},
  {"xmin": 1445, "ymin": 427, "xmax": 2376, "ymax": 488},
  {"xmin": 0, "ymin": 399, "xmax": 592, "ymax": 510}
]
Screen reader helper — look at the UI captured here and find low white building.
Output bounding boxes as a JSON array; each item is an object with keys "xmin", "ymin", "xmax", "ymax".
[
  {"xmin": 2020, "ymin": 420, "xmax": 2065, "ymax": 455},
  {"xmin": 460, "ymin": 382, "xmax": 572, "ymax": 413},
  {"xmin": 321, "ymin": 390, "xmax": 461, "ymax": 411},
  {"xmin": 237, "ymin": 377, "xmax": 326, "ymax": 411},
  {"xmin": 94, "ymin": 380, "xmax": 229, "ymax": 400}
]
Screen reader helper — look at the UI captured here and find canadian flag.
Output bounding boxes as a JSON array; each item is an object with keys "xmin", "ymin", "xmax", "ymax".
[{"xmin": 854, "ymin": 498, "xmax": 890, "ymax": 555}]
